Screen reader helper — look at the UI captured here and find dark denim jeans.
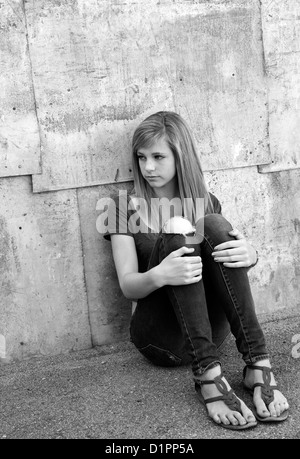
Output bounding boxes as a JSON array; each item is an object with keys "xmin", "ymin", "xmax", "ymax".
[{"xmin": 130, "ymin": 214, "xmax": 268, "ymax": 376}]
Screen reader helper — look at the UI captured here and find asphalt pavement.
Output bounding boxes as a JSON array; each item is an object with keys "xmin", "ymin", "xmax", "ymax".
[{"xmin": 0, "ymin": 307, "xmax": 299, "ymax": 439}]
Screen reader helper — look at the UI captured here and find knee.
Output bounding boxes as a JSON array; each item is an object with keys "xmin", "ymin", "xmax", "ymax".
[
  {"xmin": 162, "ymin": 216, "xmax": 196, "ymax": 236},
  {"xmin": 204, "ymin": 213, "xmax": 232, "ymax": 231},
  {"xmin": 202, "ymin": 214, "xmax": 233, "ymax": 243}
]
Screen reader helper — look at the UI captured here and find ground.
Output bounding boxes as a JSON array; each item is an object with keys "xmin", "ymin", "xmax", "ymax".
[{"xmin": 0, "ymin": 307, "xmax": 299, "ymax": 439}]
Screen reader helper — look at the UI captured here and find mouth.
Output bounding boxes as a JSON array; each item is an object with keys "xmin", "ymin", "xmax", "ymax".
[{"xmin": 145, "ymin": 176, "xmax": 159, "ymax": 179}]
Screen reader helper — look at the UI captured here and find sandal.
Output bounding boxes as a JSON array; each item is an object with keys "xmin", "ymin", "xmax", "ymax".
[
  {"xmin": 243, "ymin": 365, "xmax": 289, "ymax": 422},
  {"xmin": 195, "ymin": 373, "xmax": 258, "ymax": 430}
]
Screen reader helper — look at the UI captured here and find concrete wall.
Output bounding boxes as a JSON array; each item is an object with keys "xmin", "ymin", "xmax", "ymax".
[{"xmin": 0, "ymin": 0, "xmax": 299, "ymax": 361}]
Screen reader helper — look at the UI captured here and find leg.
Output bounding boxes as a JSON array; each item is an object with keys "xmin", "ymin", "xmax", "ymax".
[
  {"xmin": 148, "ymin": 214, "xmax": 268, "ymax": 373},
  {"xmin": 199, "ymin": 213, "xmax": 268, "ymax": 364},
  {"xmin": 148, "ymin": 230, "xmax": 221, "ymax": 375},
  {"xmin": 130, "ymin": 287, "xmax": 191, "ymax": 367},
  {"xmin": 200, "ymin": 214, "xmax": 289, "ymax": 421},
  {"xmin": 130, "ymin": 234, "xmax": 230, "ymax": 368},
  {"xmin": 133, "ymin": 217, "xmax": 257, "ymax": 428},
  {"xmin": 130, "ymin": 264, "xmax": 230, "ymax": 367}
]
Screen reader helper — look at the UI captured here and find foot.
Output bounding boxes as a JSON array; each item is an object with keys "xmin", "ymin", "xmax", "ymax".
[
  {"xmin": 198, "ymin": 365, "xmax": 257, "ymax": 428},
  {"xmin": 244, "ymin": 359, "xmax": 289, "ymax": 420}
]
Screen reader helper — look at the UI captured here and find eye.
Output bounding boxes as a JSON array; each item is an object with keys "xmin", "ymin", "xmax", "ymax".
[
  {"xmin": 137, "ymin": 155, "xmax": 145, "ymax": 161},
  {"xmin": 154, "ymin": 155, "xmax": 164, "ymax": 160}
]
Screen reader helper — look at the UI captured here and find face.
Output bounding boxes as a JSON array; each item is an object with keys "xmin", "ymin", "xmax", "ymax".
[{"xmin": 136, "ymin": 137, "xmax": 178, "ymax": 197}]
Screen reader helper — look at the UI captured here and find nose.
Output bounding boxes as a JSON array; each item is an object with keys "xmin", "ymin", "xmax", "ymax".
[{"xmin": 145, "ymin": 159, "xmax": 155, "ymax": 172}]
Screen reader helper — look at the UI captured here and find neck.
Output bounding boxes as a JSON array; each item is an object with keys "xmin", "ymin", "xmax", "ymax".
[{"xmin": 152, "ymin": 177, "xmax": 180, "ymax": 200}]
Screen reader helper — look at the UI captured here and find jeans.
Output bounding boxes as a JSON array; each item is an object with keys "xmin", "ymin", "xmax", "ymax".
[{"xmin": 130, "ymin": 214, "xmax": 268, "ymax": 377}]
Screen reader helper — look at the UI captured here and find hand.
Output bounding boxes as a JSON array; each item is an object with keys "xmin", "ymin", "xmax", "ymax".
[
  {"xmin": 158, "ymin": 246, "xmax": 202, "ymax": 286},
  {"xmin": 211, "ymin": 228, "xmax": 257, "ymax": 268}
]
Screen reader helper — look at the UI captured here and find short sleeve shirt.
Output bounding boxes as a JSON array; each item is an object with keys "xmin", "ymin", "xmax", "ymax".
[{"xmin": 103, "ymin": 192, "xmax": 222, "ymax": 273}]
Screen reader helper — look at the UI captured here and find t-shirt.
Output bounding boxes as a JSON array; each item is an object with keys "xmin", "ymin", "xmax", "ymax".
[{"xmin": 103, "ymin": 191, "xmax": 222, "ymax": 273}]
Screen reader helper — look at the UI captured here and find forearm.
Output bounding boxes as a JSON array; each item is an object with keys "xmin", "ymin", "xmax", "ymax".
[{"xmin": 120, "ymin": 266, "xmax": 164, "ymax": 300}]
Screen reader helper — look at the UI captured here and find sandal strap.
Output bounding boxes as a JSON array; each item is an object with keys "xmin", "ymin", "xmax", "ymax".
[
  {"xmin": 197, "ymin": 374, "xmax": 242, "ymax": 412},
  {"xmin": 252, "ymin": 382, "xmax": 277, "ymax": 390},
  {"xmin": 203, "ymin": 395, "xmax": 227, "ymax": 404},
  {"xmin": 244, "ymin": 365, "xmax": 276, "ymax": 405},
  {"xmin": 246, "ymin": 364, "xmax": 271, "ymax": 372},
  {"xmin": 196, "ymin": 369, "xmax": 225, "ymax": 385}
]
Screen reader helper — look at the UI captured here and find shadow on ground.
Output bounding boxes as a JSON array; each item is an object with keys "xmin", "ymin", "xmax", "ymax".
[{"xmin": 0, "ymin": 307, "xmax": 299, "ymax": 439}]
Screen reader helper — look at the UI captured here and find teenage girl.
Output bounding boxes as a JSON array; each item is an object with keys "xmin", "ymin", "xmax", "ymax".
[{"xmin": 104, "ymin": 111, "xmax": 289, "ymax": 430}]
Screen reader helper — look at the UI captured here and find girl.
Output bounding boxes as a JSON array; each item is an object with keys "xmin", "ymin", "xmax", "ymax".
[{"xmin": 104, "ymin": 111, "xmax": 289, "ymax": 430}]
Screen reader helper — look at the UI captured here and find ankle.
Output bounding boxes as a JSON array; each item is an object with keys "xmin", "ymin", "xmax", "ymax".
[
  {"xmin": 200, "ymin": 364, "xmax": 222, "ymax": 381},
  {"xmin": 249, "ymin": 359, "xmax": 272, "ymax": 369}
]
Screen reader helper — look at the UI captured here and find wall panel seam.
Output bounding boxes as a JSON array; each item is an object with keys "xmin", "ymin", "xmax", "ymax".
[
  {"xmin": 21, "ymin": 0, "xmax": 43, "ymax": 180},
  {"xmin": 76, "ymin": 187, "xmax": 94, "ymax": 347}
]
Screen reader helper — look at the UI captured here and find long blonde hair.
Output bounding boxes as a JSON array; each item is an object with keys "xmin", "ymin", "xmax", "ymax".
[{"xmin": 131, "ymin": 111, "xmax": 213, "ymax": 226}]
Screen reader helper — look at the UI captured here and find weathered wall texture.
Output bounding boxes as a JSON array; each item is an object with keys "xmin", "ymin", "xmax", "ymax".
[
  {"xmin": 27, "ymin": 0, "xmax": 270, "ymax": 193},
  {"xmin": 205, "ymin": 167, "xmax": 300, "ymax": 311},
  {"xmin": 0, "ymin": 0, "xmax": 299, "ymax": 361},
  {"xmin": 0, "ymin": 176, "xmax": 91, "ymax": 359},
  {"xmin": 259, "ymin": 0, "xmax": 300, "ymax": 172},
  {"xmin": 0, "ymin": 0, "xmax": 41, "ymax": 177}
]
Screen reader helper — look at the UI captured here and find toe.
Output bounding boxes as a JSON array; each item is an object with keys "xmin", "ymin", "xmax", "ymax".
[
  {"xmin": 220, "ymin": 414, "xmax": 230, "ymax": 425},
  {"xmin": 275, "ymin": 402, "xmax": 282, "ymax": 417},
  {"xmin": 239, "ymin": 400, "xmax": 256, "ymax": 424},
  {"xmin": 284, "ymin": 401, "xmax": 290, "ymax": 411},
  {"xmin": 255, "ymin": 399, "xmax": 270, "ymax": 418},
  {"xmin": 243, "ymin": 406, "xmax": 256, "ymax": 423},
  {"xmin": 268, "ymin": 401, "xmax": 278, "ymax": 417},
  {"xmin": 233, "ymin": 412, "xmax": 247, "ymax": 426},
  {"xmin": 246, "ymin": 412, "xmax": 256, "ymax": 423},
  {"xmin": 253, "ymin": 389, "xmax": 270, "ymax": 418},
  {"xmin": 227, "ymin": 413, "xmax": 239, "ymax": 426},
  {"xmin": 280, "ymin": 398, "xmax": 289, "ymax": 412},
  {"xmin": 278, "ymin": 400, "xmax": 289, "ymax": 416},
  {"xmin": 212, "ymin": 414, "xmax": 222, "ymax": 424}
]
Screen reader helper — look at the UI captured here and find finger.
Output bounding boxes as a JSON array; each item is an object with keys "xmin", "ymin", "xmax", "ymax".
[
  {"xmin": 212, "ymin": 248, "xmax": 245, "ymax": 258},
  {"xmin": 191, "ymin": 268, "xmax": 202, "ymax": 276},
  {"xmin": 189, "ymin": 264, "xmax": 202, "ymax": 276},
  {"xmin": 214, "ymin": 255, "xmax": 245, "ymax": 263},
  {"xmin": 172, "ymin": 246, "xmax": 194, "ymax": 257},
  {"xmin": 187, "ymin": 256, "xmax": 202, "ymax": 264},
  {"xmin": 187, "ymin": 274, "xmax": 202, "ymax": 284},
  {"xmin": 228, "ymin": 229, "xmax": 245, "ymax": 240},
  {"xmin": 214, "ymin": 240, "xmax": 245, "ymax": 251},
  {"xmin": 223, "ymin": 262, "xmax": 247, "ymax": 268}
]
